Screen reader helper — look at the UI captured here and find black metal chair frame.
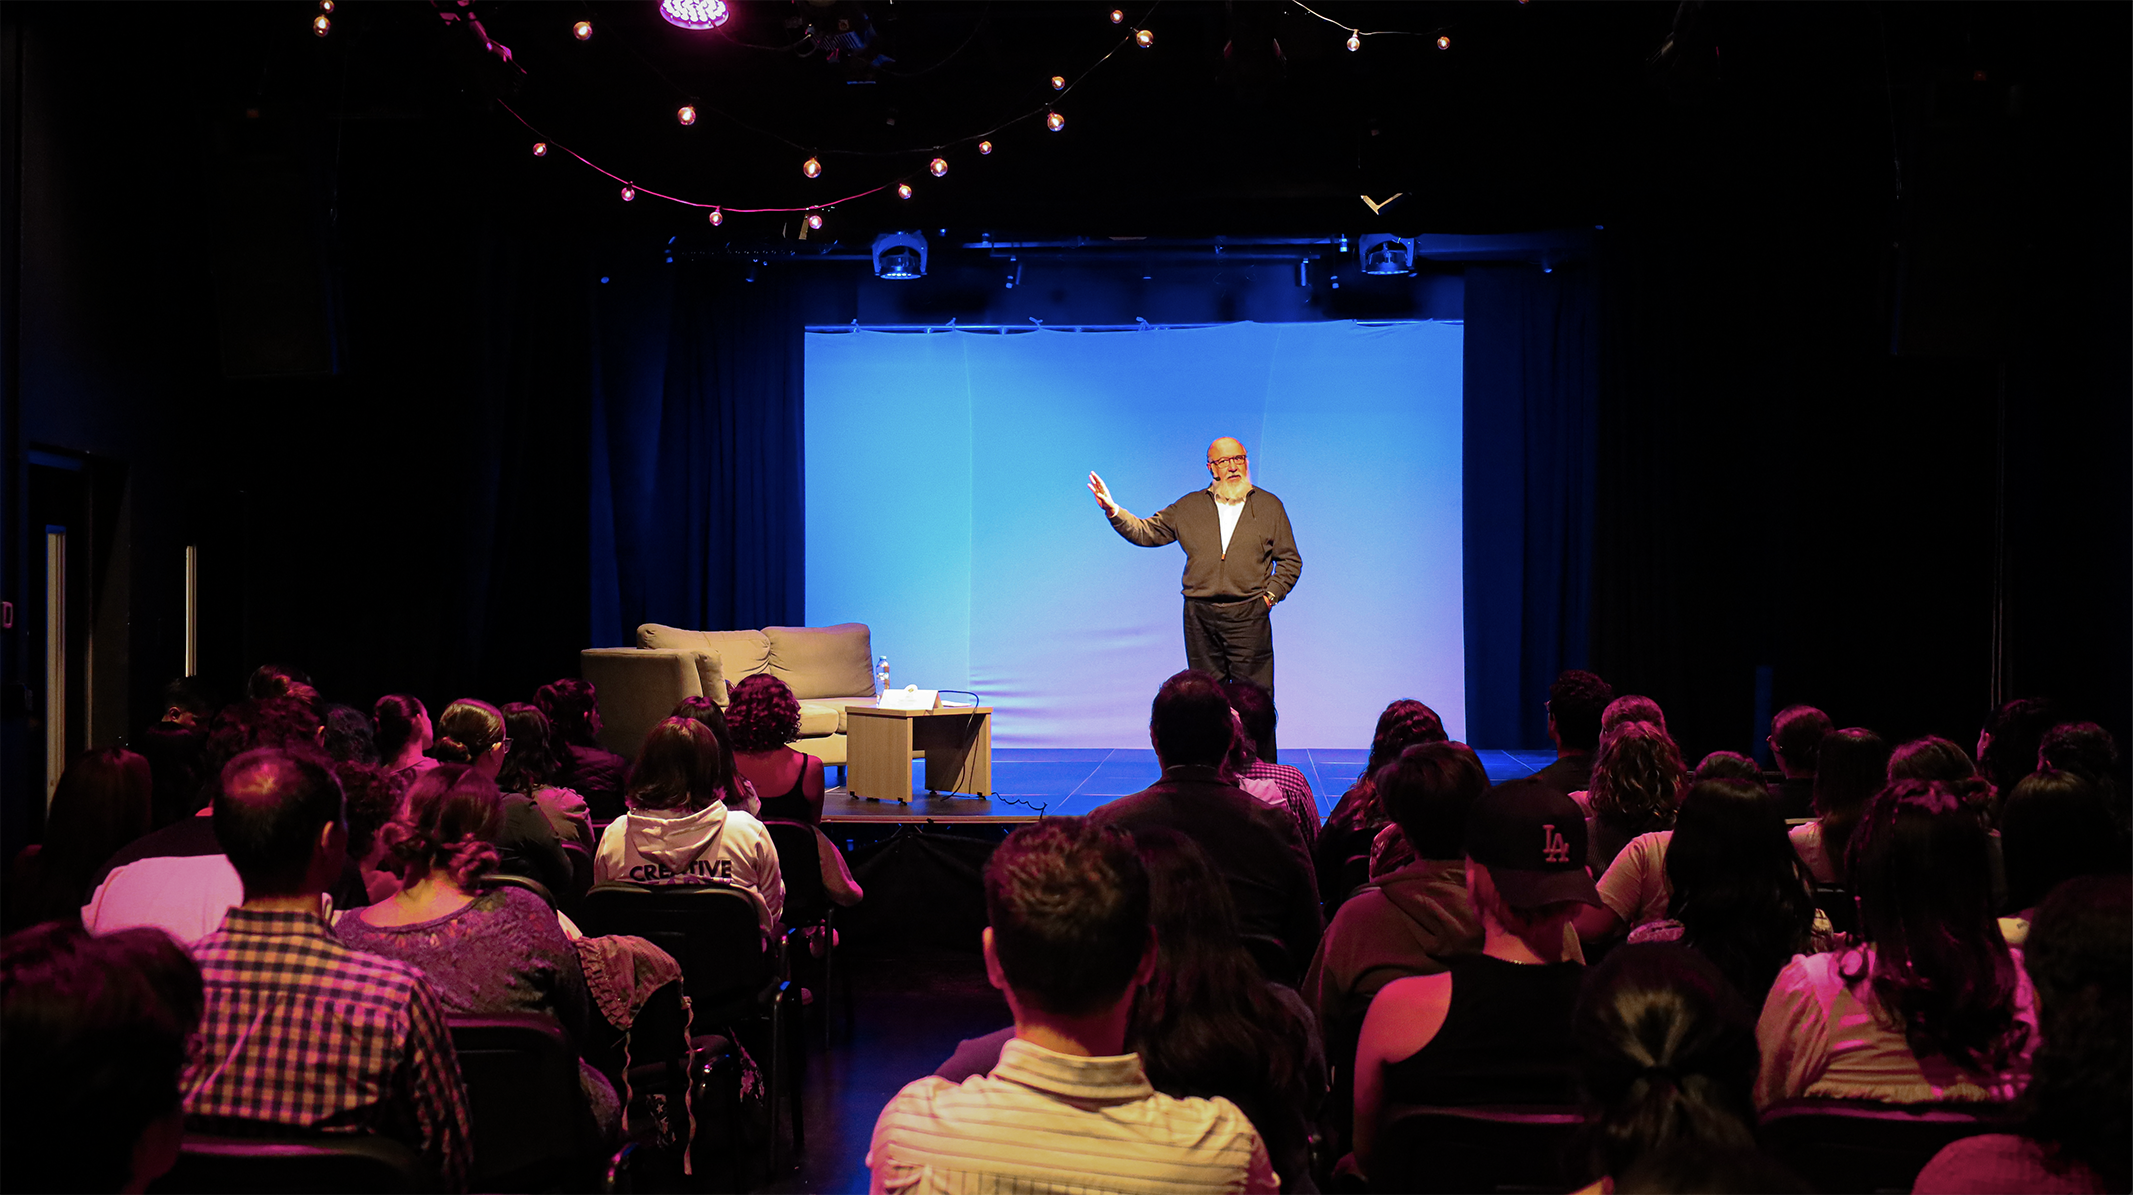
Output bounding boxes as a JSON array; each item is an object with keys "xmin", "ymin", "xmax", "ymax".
[
  {"xmin": 1367, "ymin": 1104, "xmax": 1586, "ymax": 1194},
  {"xmin": 761, "ymin": 817, "xmax": 855, "ymax": 1040},
  {"xmin": 1758, "ymin": 1096, "xmax": 2012, "ymax": 1195}
]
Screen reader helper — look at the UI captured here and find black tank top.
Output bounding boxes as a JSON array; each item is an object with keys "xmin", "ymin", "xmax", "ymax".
[
  {"xmin": 1381, "ymin": 954, "xmax": 1585, "ymax": 1106},
  {"xmin": 756, "ymin": 762, "xmax": 813, "ymax": 824}
]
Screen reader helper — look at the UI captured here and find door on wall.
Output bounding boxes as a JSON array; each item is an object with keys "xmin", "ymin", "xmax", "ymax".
[{"xmin": 24, "ymin": 454, "xmax": 94, "ymax": 814}]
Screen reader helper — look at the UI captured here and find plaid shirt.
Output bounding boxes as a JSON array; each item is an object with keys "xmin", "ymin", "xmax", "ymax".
[
  {"xmin": 1242, "ymin": 760, "xmax": 1320, "ymax": 853},
  {"xmin": 185, "ymin": 906, "xmax": 472, "ymax": 1189}
]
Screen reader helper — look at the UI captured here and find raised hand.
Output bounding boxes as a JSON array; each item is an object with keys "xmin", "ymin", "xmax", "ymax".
[{"xmin": 1087, "ymin": 471, "xmax": 1119, "ymax": 515}]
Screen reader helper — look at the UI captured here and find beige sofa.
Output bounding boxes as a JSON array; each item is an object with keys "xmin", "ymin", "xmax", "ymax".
[{"xmin": 579, "ymin": 622, "xmax": 878, "ymax": 765}]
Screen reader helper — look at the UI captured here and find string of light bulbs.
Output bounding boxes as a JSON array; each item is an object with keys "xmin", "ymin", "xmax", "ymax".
[{"xmin": 1290, "ymin": 0, "xmax": 1457, "ymax": 51}]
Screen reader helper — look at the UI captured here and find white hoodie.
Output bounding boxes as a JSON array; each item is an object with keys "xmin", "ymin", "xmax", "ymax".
[{"xmin": 595, "ymin": 801, "xmax": 784, "ymax": 933}]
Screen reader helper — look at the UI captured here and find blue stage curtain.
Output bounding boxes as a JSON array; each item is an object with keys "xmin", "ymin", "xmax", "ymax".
[
  {"xmin": 1463, "ymin": 264, "xmax": 1599, "ymax": 749},
  {"xmin": 588, "ymin": 262, "xmax": 810, "ymax": 644}
]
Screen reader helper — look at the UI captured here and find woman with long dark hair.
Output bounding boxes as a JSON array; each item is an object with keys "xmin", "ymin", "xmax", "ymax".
[
  {"xmin": 595, "ymin": 717, "xmax": 784, "ymax": 934},
  {"xmin": 498, "ymin": 702, "xmax": 594, "ymax": 853},
  {"xmin": 1315, "ymin": 699, "xmax": 1446, "ymax": 911},
  {"xmin": 4, "ymin": 749, "xmax": 153, "ymax": 932},
  {"xmin": 1788, "ymin": 727, "xmax": 1889, "ymax": 884},
  {"xmin": 536, "ymin": 678, "xmax": 628, "ymax": 821},
  {"xmin": 1755, "ymin": 779, "xmax": 2036, "ymax": 1106},
  {"xmin": 373, "ymin": 694, "xmax": 437, "ymax": 791},
  {"xmin": 671, "ymin": 696, "xmax": 761, "ymax": 814},
  {"xmin": 1998, "ymin": 770, "xmax": 2126, "ymax": 942}
]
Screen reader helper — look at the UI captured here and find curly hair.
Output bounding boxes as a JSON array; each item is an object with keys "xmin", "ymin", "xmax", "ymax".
[
  {"xmin": 431, "ymin": 699, "xmax": 506, "ymax": 766},
  {"xmin": 1690, "ymin": 751, "xmax": 1763, "ymax": 786},
  {"xmin": 1590, "ymin": 721, "xmax": 1684, "ymax": 832},
  {"xmin": 377, "ymin": 764, "xmax": 503, "ymax": 891},
  {"xmin": 726, "ymin": 674, "xmax": 802, "ymax": 754},
  {"xmin": 1550, "ymin": 670, "xmax": 1616, "ymax": 752},
  {"xmin": 536, "ymin": 678, "xmax": 602, "ymax": 749},
  {"xmin": 334, "ymin": 760, "xmax": 400, "ymax": 863}
]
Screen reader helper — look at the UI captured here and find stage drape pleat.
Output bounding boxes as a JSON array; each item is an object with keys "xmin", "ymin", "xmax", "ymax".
[
  {"xmin": 1462, "ymin": 264, "xmax": 1600, "ymax": 749},
  {"xmin": 589, "ymin": 262, "xmax": 811, "ymax": 645}
]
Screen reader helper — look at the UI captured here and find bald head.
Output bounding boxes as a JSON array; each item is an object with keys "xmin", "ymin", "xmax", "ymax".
[{"xmin": 214, "ymin": 748, "xmax": 344, "ymax": 898}]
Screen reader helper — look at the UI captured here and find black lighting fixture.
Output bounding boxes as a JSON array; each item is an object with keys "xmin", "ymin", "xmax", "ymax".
[
  {"xmin": 871, "ymin": 232, "xmax": 927, "ymax": 280},
  {"xmin": 1358, "ymin": 234, "xmax": 1416, "ymax": 276}
]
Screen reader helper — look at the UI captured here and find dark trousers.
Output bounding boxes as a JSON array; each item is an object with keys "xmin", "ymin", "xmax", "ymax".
[{"xmin": 1184, "ymin": 597, "xmax": 1277, "ymax": 758}]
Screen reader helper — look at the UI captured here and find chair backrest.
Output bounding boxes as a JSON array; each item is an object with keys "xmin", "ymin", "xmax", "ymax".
[
  {"xmin": 1814, "ymin": 883, "xmax": 1857, "ymax": 935},
  {"xmin": 1759, "ymin": 1098, "xmax": 2010, "ymax": 1194},
  {"xmin": 479, "ymin": 871, "xmax": 557, "ymax": 910},
  {"xmin": 1369, "ymin": 1104, "xmax": 1584, "ymax": 1194},
  {"xmin": 761, "ymin": 820, "xmax": 829, "ymax": 923},
  {"xmin": 447, "ymin": 1013, "xmax": 594, "ymax": 1191},
  {"xmin": 150, "ymin": 1133, "xmax": 441, "ymax": 1194},
  {"xmin": 576, "ymin": 882, "xmax": 774, "ymax": 1024},
  {"xmin": 560, "ymin": 842, "xmax": 595, "ymax": 908}
]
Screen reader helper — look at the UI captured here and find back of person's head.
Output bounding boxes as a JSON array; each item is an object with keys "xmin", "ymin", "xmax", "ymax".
[
  {"xmin": 2000, "ymin": 771, "xmax": 2125, "ymax": 913},
  {"xmin": 372, "ymin": 694, "xmax": 429, "ymax": 763},
  {"xmin": 431, "ymin": 698, "xmax": 506, "ymax": 765},
  {"xmin": 1979, "ymin": 696, "xmax": 2060, "ymax": 799},
  {"xmin": 1845, "ymin": 779, "xmax": 2026, "ymax": 1074},
  {"xmin": 625, "ymin": 717, "xmax": 728, "ymax": 812},
  {"xmin": 200, "ymin": 695, "xmax": 327, "ymax": 795},
  {"xmin": 1887, "ymin": 736, "xmax": 1994, "ymax": 823},
  {"xmin": 320, "ymin": 703, "xmax": 378, "ymax": 766},
  {"xmin": 1464, "ymin": 782, "xmax": 1603, "ymax": 934},
  {"xmin": 1364, "ymin": 698, "xmax": 1448, "ymax": 777},
  {"xmin": 1378, "ymin": 741, "xmax": 1490, "ymax": 861},
  {"xmin": 1550, "ymin": 670, "xmax": 1616, "ymax": 752},
  {"xmin": 1810, "ymin": 728, "xmax": 1889, "ymax": 877},
  {"xmin": 1690, "ymin": 751, "xmax": 1762, "ymax": 786},
  {"xmin": 1573, "ymin": 944, "xmax": 1760, "ymax": 1183},
  {"xmin": 160, "ymin": 676, "xmax": 215, "ymax": 723},
  {"xmin": 246, "ymin": 662, "xmax": 313, "ymax": 701},
  {"xmin": 725, "ymin": 674, "xmax": 802, "ymax": 754},
  {"xmin": 2037, "ymin": 722, "xmax": 2123, "ymax": 819},
  {"xmin": 674, "ymin": 696, "xmax": 754, "ymax": 807},
  {"xmin": 535, "ymin": 677, "xmax": 602, "ymax": 747},
  {"xmin": 1603, "ymin": 695, "xmax": 1667, "ymax": 734},
  {"xmin": 1590, "ymin": 721, "xmax": 1685, "ymax": 832},
  {"xmin": 2017, "ymin": 874, "xmax": 2132, "ymax": 1193},
  {"xmin": 983, "ymin": 818, "xmax": 1150, "ymax": 1016},
  {"xmin": 1222, "ymin": 678, "xmax": 1277, "ymax": 747},
  {"xmin": 2, "ymin": 922, "xmax": 203, "ymax": 1193},
  {"xmin": 214, "ymin": 748, "xmax": 345, "ymax": 898},
  {"xmin": 41, "ymin": 748, "xmax": 152, "ymax": 872},
  {"xmin": 1664, "ymin": 780, "xmax": 1816, "ymax": 1003},
  {"xmin": 497, "ymin": 702, "xmax": 559, "ymax": 794},
  {"xmin": 334, "ymin": 760, "xmax": 399, "ymax": 865},
  {"xmin": 1149, "ymin": 670, "xmax": 1235, "ymax": 768},
  {"xmin": 1613, "ymin": 1144, "xmax": 1811, "ymax": 1194},
  {"xmin": 1768, "ymin": 706, "xmax": 1834, "ymax": 774},
  {"xmin": 380, "ymin": 764, "xmax": 503, "ymax": 890}
]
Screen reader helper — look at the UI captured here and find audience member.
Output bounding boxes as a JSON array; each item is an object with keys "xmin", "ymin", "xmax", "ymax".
[
  {"xmin": 869, "ymin": 818, "xmax": 1277, "ymax": 1193},
  {"xmin": 137, "ymin": 677, "xmax": 213, "ymax": 828},
  {"xmin": 1788, "ymin": 727, "xmax": 1888, "ymax": 884},
  {"xmin": 1998, "ymin": 771, "xmax": 2125, "ymax": 941},
  {"xmin": 1090, "ymin": 671, "xmax": 1321, "ymax": 981},
  {"xmin": 1350, "ymin": 783, "xmax": 1601, "ymax": 1178},
  {"xmin": 1765, "ymin": 705, "xmax": 1833, "ymax": 819},
  {"xmin": 336, "ymin": 765, "xmax": 618, "ymax": 1140},
  {"xmin": 1572, "ymin": 944, "xmax": 1764, "ymax": 1190},
  {"xmin": 6, "ymin": 748, "xmax": 152, "ymax": 933},
  {"xmin": 338, "ymin": 758, "xmax": 405, "ymax": 904},
  {"xmin": 1, "ymin": 922, "xmax": 202, "ymax": 1194},
  {"xmin": 1755, "ymin": 779, "xmax": 2036, "ymax": 1107},
  {"xmin": 245, "ymin": 661, "xmax": 312, "ymax": 700},
  {"xmin": 537, "ymin": 678, "xmax": 628, "ymax": 821},
  {"xmin": 719, "ymin": 680, "xmax": 863, "ymax": 908},
  {"xmin": 1531, "ymin": 669, "xmax": 1615, "ymax": 799},
  {"xmin": 1975, "ymin": 697, "xmax": 2059, "ymax": 810},
  {"xmin": 673, "ymin": 695, "xmax": 763, "ymax": 812},
  {"xmin": 499, "ymin": 702, "xmax": 595, "ymax": 852},
  {"xmin": 374, "ymin": 693, "xmax": 439, "ymax": 791},
  {"xmin": 1691, "ymin": 751, "xmax": 1764, "ymax": 787},
  {"xmin": 936, "ymin": 828, "xmax": 1321, "ymax": 1192},
  {"xmin": 431, "ymin": 698, "xmax": 574, "ymax": 902},
  {"xmin": 595, "ymin": 717, "xmax": 784, "ymax": 933},
  {"xmin": 1602, "ymin": 694, "xmax": 1667, "ymax": 736},
  {"xmin": 196, "ymin": 695, "xmax": 328, "ymax": 808},
  {"xmin": 1583, "ymin": 720, "xmax": 1684, "ymax": 873},
  {"xmin": 186, "ymin": 748, "xmax": 471, "ymax": 1186},
  {"xmin": 1225, "ymin": 708, "xmax": 1298, "ymax": 825},
  {"xmin": 321, "ymin": 703, "xmax": 379, "ymax": 766},
  {"xmin": 2036, "ymin": 721, "xmax": 2124, "ymax": 828},
  {"xmin": 1315, "ymin": 698, "xmax": 1447, "ymax": 911},
  {"xmin": 1914, "ymin": 874, "xmax": 2131, "ymax": 1195},
  {"xmin": 1614, "ymin": 780, "xmax": 1821, "ymax": 1005},
  {"xmin": 1226, "ymin": 679, "xmax": 1321, "ymax": 853},
  {"xmin": 1888, "ymin": 735, "xmax": 2008, "ymax": 906}
]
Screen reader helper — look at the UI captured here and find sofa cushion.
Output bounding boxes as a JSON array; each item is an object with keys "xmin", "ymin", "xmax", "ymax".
[
  {"xmin": 800, "ymin": 695, "xmax": 878, "ymax": 736},
  {"xmin": 763, "ymin": 624, "xmax": 874, "ymax": 701},
  {"xmin": 636, "ymin": 625, "xmax": 770, "ymax": 700},
  {"xmin": 794, "ymin": 703, "xmax": 843, "ymax": 739}
]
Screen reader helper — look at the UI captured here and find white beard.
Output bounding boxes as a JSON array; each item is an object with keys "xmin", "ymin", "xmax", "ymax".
[{"xmin": 1211, "ymin": 476, "xmax": 1252, "ymax": 504}]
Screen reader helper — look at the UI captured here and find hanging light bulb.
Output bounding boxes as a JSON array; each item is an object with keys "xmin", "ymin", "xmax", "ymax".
[
  {"xmin": 1046, "ymin": 111, "xmax": 1065, "ymax": 132},
  {"xmin": 318, "ymin": 0, "xmax": 334, "ymax": 12},
  {"xmin": 978, "ymin": 139, "xmax": 994, "ymax": 155},
  {"xmin": 1110, "ymin": 8, "xmax": 1124, "ymax": 23},
  {"xmin": 677, "ymin": 105, "xmax": 698, "ymax": 126},
  {"xmin": 802, "ymin": 156, "xmax": 822, "ymax": 179},
  {"xmin": 1436, "ymin": 34, "xmax": 1450, "ymax": 50},
  {"xmin": 897, "ymin": 183, "xmax": 914, "ymax": 199},
  {"xmin": 312, "ymin": 14, "xmax": 331, "ymax": 36},
  {"xmin": 1346, "ymin": 31, "xmax": 1361, "ymax": 51},
  {"xmin": 1135, "ymin": 27, "xmax": 1153, "ymax": 48},
  {"xmin": 806, "ymin": 213, "xmax": 824, "ymax": 230},
  {"xmin": 573, "ymin": 20, "xmax": 593, "ymax": 40},
  {"xmin": 620, "ymin": 185, "xmax": 637, "ymax": 202},
  {"xmin": 929, "ymin": 157, "xmax": 949, "ymax": 177},
  {"xmin": 1050, "ymin": 75, "xmax": 1066, "ymax": 90},
  {"xmin": 531, "ymin": 141, "xmax": 549, "ymax": 157},
  {"xmin": 709, "ymin": 207, "xmax": 724, "ymax": 225}
]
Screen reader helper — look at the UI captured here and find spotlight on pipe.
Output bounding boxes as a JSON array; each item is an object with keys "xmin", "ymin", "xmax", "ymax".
[
  {"xmin": 1357, "ymin": 234, "xmax": 1416, "ymax": 276},
  {"xmin": 872, "ymin": 232, "xmax": 928, "ymax": 280}
]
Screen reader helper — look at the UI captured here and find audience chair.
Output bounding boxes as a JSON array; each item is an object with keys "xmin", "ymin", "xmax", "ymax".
[
  {"xmin": 448, "ymin": 1013, "xmax": 602, "ymax": 1192},
  {"xmin": 1814, "ymin": 883, "xmax": 1857, "ymax": 936},
  {"xmin": 761, "ymin": 818, "xmax": 853, "ymax": 1038},
  {"xmin": 576, "ymin": 882, "xmax": 805, "ymax": 1172},
  {"xmin": 560, "ymin": 841, "xmax": 595, "ymax": 912},
  {"xmin": 1367, "ymin": 1104, "xmax": 1583, "ymax": 1194},
  {"xmin": 481, "ymin": 871, "xmax": 559, "ymax": 911},
  {"xmin": 149, "ymin": 1133, "xmax": 441, "ymax": 1194},
  {"xmin": 1759, "ymin": 1097, "xmax": 2011, "ymax": 1194}
]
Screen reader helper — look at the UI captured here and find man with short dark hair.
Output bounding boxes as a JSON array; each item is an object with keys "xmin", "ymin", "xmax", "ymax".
[
  {"xmin": 1090, "ymin": 671, "xmax": 1321, "ymax": 980},
  {"xmin": 1225, "ymin": 678, "xmax": 1319, "ymax": 850},
  {"xmin": 868, "ymin": 818, "xmax": 1276, "ymax": 1193},
  {"xmin": 1766, "ymin": 704, "xmax": 1833, "ymax": 819},
  {"xmin": 1515, "ymin": 669, "xmax": 1614, "ymax": 800},
  {"xmin": 185, "ymin": 749, "xmax": 471, "ymax": 1187}
]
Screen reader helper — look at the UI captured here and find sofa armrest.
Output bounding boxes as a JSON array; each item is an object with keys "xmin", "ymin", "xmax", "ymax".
[{"xmin": 579, "ymin": 649, "xmax": 712, "ymax": 761}]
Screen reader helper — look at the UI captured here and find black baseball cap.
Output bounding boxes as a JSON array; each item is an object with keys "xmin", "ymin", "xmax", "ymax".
[{"xmin": 1463, "ymin": 779, "xmax": 1604, "ymax": 907}]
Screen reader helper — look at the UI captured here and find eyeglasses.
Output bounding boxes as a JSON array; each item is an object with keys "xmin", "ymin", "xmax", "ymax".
[{"xmin": 1207, "ymin": 454, "xmax": 1248, "ymax": 469}]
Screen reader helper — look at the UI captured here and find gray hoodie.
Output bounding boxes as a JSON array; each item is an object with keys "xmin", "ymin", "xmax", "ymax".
[{"xmin": 594, "ymin": 801, "xmax": 784, "ymax": 933}]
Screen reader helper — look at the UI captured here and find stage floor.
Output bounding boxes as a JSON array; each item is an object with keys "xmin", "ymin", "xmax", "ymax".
[{"xmin": 822, "ymin": 747, "xmax": 1559, "ymax": 824}]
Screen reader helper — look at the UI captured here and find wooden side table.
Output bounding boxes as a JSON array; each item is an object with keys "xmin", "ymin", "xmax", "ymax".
[{"xmin": 844, "ymin": 705, "xmax": 992, "ymax": 803}]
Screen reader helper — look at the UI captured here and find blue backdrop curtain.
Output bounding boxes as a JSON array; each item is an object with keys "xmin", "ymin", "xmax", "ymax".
[
  {"xmin": 1463, "ymin": 262, "xmax": 1600, "ymax": 749},
  {"xmin": 588, "ymin": 260, "xmax": 814, "ymax": 644}
]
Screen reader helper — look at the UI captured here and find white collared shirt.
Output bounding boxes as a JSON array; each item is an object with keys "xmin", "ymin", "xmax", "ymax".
[{"xmin": 1215, "ymin": 494, "xmax": 1245, "ymax": 555}]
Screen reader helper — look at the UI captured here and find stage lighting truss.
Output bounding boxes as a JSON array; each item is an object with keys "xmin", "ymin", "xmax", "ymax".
[
  {"xmin": 1358, "ymin": 234, "xmax": 1416, "ymax": 276},
  {"xmin": 872, "ymin": 232, "xmax": 928, "ymax": 280}
]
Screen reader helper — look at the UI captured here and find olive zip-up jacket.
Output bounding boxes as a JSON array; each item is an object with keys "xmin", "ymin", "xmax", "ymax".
[{"xmin": 1107, "ymin": 486, "xmax": 1304, "ymax": 603}]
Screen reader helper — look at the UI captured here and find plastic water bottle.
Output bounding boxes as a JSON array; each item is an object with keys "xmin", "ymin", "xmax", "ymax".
[{"xmin": 877, "ymin": 656, "xmax": 890, "ymax": 697}]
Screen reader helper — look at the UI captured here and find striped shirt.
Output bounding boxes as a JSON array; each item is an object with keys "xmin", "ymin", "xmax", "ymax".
[
  {"xmin": 1241, "ymin": 761, "xmax": 1320, "ymax": 854},
  {"xmin": 868, "ymin": 1037, "xmax": 1277, "ymax": 1194},
  {"xmin": 185, "ymin": 906, "xmax": 473, "ymax": 1189}
]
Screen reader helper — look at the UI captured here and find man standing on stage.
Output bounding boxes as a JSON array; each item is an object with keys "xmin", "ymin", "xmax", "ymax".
[{"xmin": 1088, "ymin": 436, "xmax": 1303, "ymax": 704}]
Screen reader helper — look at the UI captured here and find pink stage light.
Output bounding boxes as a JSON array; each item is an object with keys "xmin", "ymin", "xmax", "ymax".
[{"xmin": 659, "ymin": 0, "xmax": 730, "ymax": 30}]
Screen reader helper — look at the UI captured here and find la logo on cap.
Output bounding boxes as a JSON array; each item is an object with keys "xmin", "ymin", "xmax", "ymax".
[{"xmin": 1541, "ymin": 823, "xmax": 1571, "ymax": 864}]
